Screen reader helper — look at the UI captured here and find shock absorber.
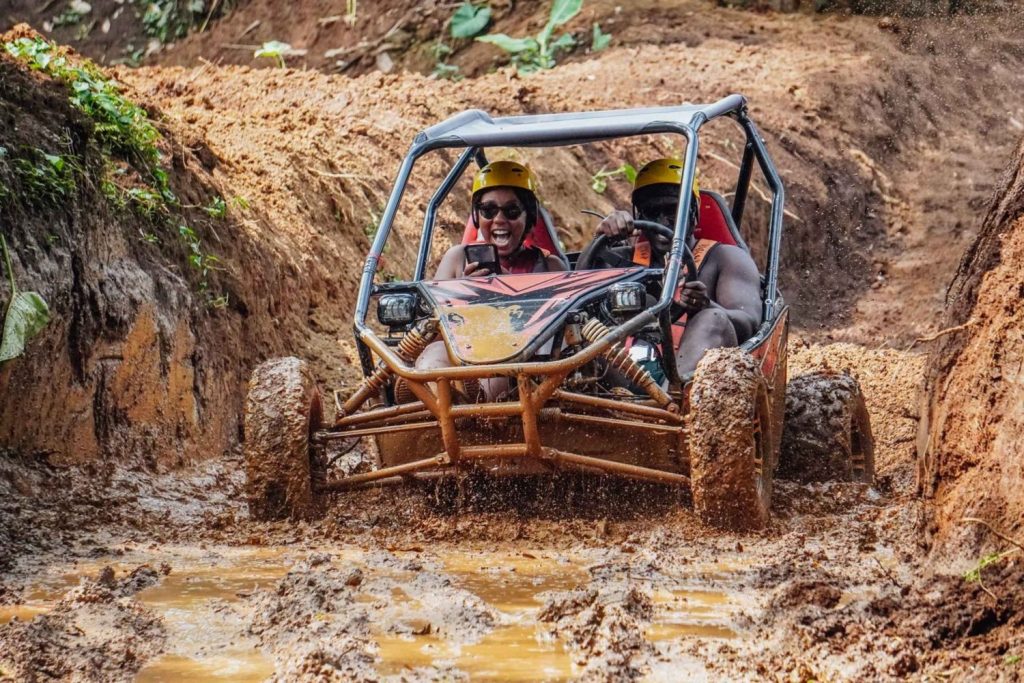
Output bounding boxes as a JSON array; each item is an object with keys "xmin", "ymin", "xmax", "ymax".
[
  {"xmin": 580, "ymin": 318, "xmax": 674, "ymax": 410},
  {"xmin": 340, "ymin": 318, "xmax": 438, "ymax": 416}
]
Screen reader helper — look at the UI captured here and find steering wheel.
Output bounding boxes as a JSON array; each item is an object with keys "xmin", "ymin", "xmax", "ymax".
[{"xmin": 577, "ymin": 217, "xmax": 698, "ymax": 282}]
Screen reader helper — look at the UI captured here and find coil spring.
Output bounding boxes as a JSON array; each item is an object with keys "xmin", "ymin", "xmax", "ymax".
[
  {"xmin": 396, "ymin": 318, "xmax": 439, "ymax": 362},
  {"xmin": 580, "ymin": 318, "xmax": 672, "ymax": 408},
  {"xmin": 342, "ymin": 319, "xmax": 439, "ymax": 414}
]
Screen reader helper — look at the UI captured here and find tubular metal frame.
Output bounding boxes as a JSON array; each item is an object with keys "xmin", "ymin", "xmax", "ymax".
[{"xmin": 327, "ymin": 95, "xmax": 786, "ymax": 492}]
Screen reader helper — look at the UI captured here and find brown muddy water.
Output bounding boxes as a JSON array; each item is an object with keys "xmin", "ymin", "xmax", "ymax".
[{"xmin": 1, "ymin": 543, "xmax": 752, "ymax": 680}]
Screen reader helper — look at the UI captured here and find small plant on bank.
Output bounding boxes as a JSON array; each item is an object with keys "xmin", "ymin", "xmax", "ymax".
[
  {"xmin": 254, "ymin": 41, "xmax": 291, "ymax": 68},
  {"xmin": 430, "ymin": 41, "xmax": 462, "ymax": 81},
  {"xmin": 431, "ymin": 1, "xmax": 490, "ymax": 80},
  {"xmin": 204, "ymin": 195, "xmax": 227, "ymax": 219},
  {"xmin": 9, "ymin": 149, "xmax": 77, "ymax": 208},
  {"xmin": 125, "ymin": 186, "xmax": 166, "ymax": 218},
  {"xmin": 136, "ymin": 0, "xmax": 234, "ymax": 43},
  {"xmin": 963, "ymin": 549, "xmax": 1017, "ymax": 584},
  {"xmin": 50, "ymin": 1, "xmax": 92, "ymax": 29},
  {"xmin": 0, "ymin": 234, "xmax": 50, "ymax": 363},
  {"xmin": 591, "ymin": 23, "xmax": 611, "ymax": 51},
  {"xmin": 960, "ymin": 517, "xmax": 1024, "ymax": 601},
  {"xmin": 590, "ymin": 163, "xmax": 636, "ymax": 194},
  {"xmin": 450, "ymin": 1, "xmax": 491, "ymax": 39},
  {"xmin": 476, "ymin": 0, "xmax": 581, "ymax": 73}
]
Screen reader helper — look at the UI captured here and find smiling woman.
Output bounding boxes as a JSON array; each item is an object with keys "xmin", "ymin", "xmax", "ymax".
[
  {"xmin": 413, "ymin": 161, "xmax": 567, "ymax": 402},
  {"xmin": 433, "ymin": 161, "xmax": 566, "ymax": 279}
]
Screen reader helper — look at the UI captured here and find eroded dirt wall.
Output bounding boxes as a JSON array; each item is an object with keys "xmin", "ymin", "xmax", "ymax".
[
  {"xmin": 0, "ymin": 47, "xmax": 282, "ymax": 468},
  {"xmin": 918, "ymin": 136, "xmax": 1024, "ymax": 555}
]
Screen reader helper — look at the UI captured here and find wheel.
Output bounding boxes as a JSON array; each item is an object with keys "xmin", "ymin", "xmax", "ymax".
[
  {"xmin": 689, "ymin": 348, "xmax": 773, "ymax": 531},
  {"xmin": 778, "ymin": 372, "xmax": 875, "ymax": 484},
  {"xmin": 244, "ymin": 357, "xmax": 325, "ymax": 521}
]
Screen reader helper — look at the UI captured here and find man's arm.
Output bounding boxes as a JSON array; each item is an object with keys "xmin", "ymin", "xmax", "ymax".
[
  {"xmin": 544, "ymin": 253, "xmax": 569, "ymax": 272},
  {"xmin": 679, "ymin": 245, "xmax": 762, "ymax": 342}
]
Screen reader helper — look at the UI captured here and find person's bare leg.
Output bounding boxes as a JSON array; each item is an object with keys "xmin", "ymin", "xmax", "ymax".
[
  {"xmin": 675, "ymin": 308, "xmax": 738, "ymax": 376},
  {"xmin": 413, "ymin": 341, "xmax": 493, "ymax": 402},
  {"xmin": 416, "ymin": 340, "xmax": 451, "ymax": 371}
]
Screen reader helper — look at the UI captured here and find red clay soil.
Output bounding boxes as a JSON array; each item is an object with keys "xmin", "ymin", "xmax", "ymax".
[{"xmin": 918, "ymin": 135, "xmax": 1024, "ymax": 557}]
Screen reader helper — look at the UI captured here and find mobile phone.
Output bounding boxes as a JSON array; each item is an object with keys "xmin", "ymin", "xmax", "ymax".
[{"xmin": 464, "ymin": 243, "xmax": 501, "ymax": 275}]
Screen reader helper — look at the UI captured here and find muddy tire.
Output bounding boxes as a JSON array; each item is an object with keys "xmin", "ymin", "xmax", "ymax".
[
  {"xmin": 244, "ymin": 357, "xmax": 325, "ymax": 521},
  {"xmin": 778, "ymin": 372, "xmax": 875, "ymax": 484},
  {"xmin": 689, "ymin": 348, "xmax": 773, "ymax": 531}
]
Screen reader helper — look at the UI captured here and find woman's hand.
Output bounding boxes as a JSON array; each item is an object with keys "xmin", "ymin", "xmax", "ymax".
[{"xmin": 463, "ymin": 261, "xmax": 493, "ymax": 278}]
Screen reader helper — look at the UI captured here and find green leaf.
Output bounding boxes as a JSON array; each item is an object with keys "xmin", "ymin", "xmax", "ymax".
[
  {"xmin": 0, "ymin": 291, "xmax": 50, "ymax": 362},
  {"xmin": 254, "ymin": 40, "xmax": 290, "ymax": 66},
  {"xmin": 591, "ymin": 23, "xmax": 611, "ymax": 51},
  {"xmin": 550, "ymin": 33, "xmax": 575, "ymax": 53},
  {"xmin": 548, "ymin": 0, "xmax": 583, "ymax": 28},
  {"xmin": 451, "ymin": 2, "xmax": 491, "ymax": 39},
  {"xmin": 476, "ymin": 34, "xmax": 537, "ymax": 54},
  {"xmin": 0, "ymin": 235, "xmax": 49, "ymax": 362},
  {"xmin": 622, "ymin": 163, "xmax": 637, "ymax": 184},
  {"xmin": 540, "ymin": 0, "xmax": 582, "ymax": 45},
  {"xmin": 44, "ymin": 154, "xmax": 65, "ymax": 172},
  {"xmin": 254, "ymin": 40, "xmax": 290, "ymax": 58}
]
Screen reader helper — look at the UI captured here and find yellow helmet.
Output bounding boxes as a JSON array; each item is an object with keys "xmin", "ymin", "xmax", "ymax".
[
  {"xmin": 472, "ymin": 161, "xmax": 538, "ymax": 196},
  {"xmin": 633, "ymin": 158, "xmax": 699, "ymax": 198}
]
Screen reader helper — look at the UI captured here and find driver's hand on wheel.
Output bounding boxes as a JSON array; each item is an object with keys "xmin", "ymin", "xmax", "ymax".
[
  {"xmin": 596, "ymin": 210, "xmax": 636, "ymax": 239},
  {"xmin": 678, "ymin": 280, "xmax": 710, "ymax": 312}
]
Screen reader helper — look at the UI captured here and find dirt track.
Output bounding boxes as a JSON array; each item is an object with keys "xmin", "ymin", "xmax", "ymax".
[
  {"xmin": 2, "ymin": 1, "xmax": 1024, "ymax": 680},
  {"xmin": 5, "ymin": 341, "xmax": 1009, "ymax": 681}
]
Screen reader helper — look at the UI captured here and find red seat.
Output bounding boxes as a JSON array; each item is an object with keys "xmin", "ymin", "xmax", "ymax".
[{"xmin": 693, "ymin": 191, "xmax": 743, "ymax": 247}]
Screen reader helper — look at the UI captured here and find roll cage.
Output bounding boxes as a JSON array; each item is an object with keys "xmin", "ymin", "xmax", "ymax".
[{"xmin": 353, "ymin": 94, "xmax": 785, "ymax": 389}]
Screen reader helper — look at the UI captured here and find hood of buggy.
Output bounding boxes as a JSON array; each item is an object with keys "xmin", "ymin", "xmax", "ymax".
[{"xmin": 421, "ymin": 268, "xmax": 643, "ymax": 365}]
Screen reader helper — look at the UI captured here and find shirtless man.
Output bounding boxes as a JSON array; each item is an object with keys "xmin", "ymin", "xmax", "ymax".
[{"xmin": 595, "ymin": 158, "xmax": 762, "ymax": 375}]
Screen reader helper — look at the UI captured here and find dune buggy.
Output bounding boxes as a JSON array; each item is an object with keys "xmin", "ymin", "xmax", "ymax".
[{"xmin": 244, "ymin": 95, "xmax": 873, "ymax": 530}]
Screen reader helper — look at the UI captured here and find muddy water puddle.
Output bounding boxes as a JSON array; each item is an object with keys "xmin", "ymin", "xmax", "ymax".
[{"xmin": 3, "ymin": 545, "xmax": 752, "ymax": 680}]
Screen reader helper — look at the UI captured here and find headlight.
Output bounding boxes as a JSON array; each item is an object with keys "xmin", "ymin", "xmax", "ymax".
[
  {"xmin": 377, "ymin": 293, "xmax": 418, "ymax": 326},
  {"xmin": 606, "ymin": 282, "xmax": 645, "ymax": 318}
]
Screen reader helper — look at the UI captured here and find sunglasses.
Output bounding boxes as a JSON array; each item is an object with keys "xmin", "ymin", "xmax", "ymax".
[{"xmin": 476, "ymin": 202, "xmax": 525, "ymax": 221}]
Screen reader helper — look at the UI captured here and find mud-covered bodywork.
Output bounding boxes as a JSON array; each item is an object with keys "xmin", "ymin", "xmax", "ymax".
[
  {"xmin": 424, "ymin": 269, "xmax": 641, "ymax": 364},
  {"xmin": 308, "ymin": 95, "xmax": 789, "ymax": 502}
]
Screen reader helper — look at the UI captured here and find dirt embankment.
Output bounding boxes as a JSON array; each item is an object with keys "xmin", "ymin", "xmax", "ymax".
[
  {"xmin": 0, "ymin": 30, "xmax": 284, "ymax": 469},
  {"xmin": 918, "ymin": 135, "xmax": 1024, "ymax": 556},
  {"xmin": 126, "ymin": 7, "xmax": 1024, "ymax": 346}
]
